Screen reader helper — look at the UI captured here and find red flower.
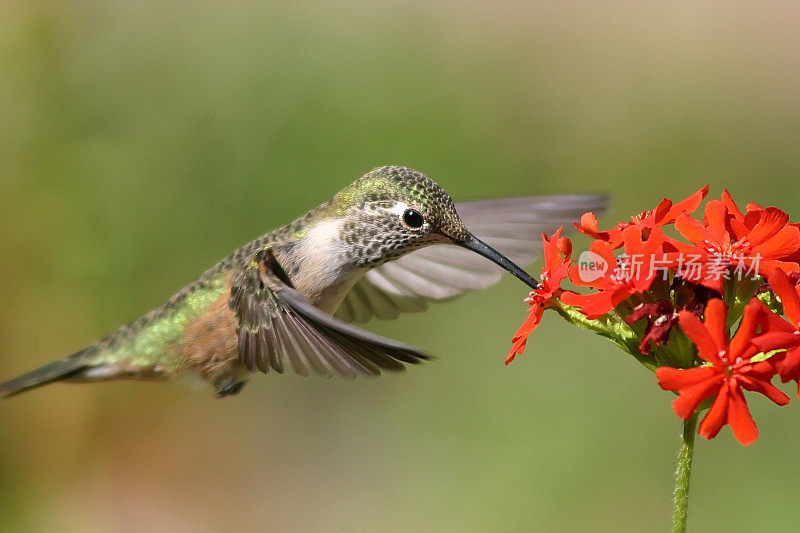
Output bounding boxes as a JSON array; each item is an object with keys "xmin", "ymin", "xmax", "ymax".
[
  {"xmin": 656, "ymin": 298, "xmax": 789, "ymax": 445},
  {"xmin": 576, "ymin": 185, "xmax": 708, "ymax": 248},
  {"xmin": 723, "ymin": 190, "xmax": 800, "ymax": 263},
  {"xmin": 560, "ymin": 226, "xmax": 667, "ymax": 319},
  {"xmin": 507, "ymin": 227, "xmax": 572, "ymax": 364},
  {"xmin": 625, "ymin": 300, "xmax": 679, "ymax": 355},
  {"xmin": 626, "ymin": 279, "xmax": 718, "ymax": 355},
  {"xmin": 721, "ymin": 189, "xmax": 764, "ymax": 235},
  {"xmin": 751, "ymin": 269, "xmax": 800, "ymax": 398},
  {"xmin": 672, "ymin": 199, "xmax": 800, "ymax": 293}
]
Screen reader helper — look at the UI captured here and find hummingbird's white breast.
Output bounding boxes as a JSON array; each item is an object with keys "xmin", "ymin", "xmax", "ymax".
[{"xmin": 289, "ymin": 218, "xmax": 368, "ymax": 314}]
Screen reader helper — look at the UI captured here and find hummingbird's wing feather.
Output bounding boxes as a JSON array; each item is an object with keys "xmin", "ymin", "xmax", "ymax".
[
  {"xmin": 335, "ymin": 271, "xmax": 429, "ymax": 322},
  {"xmin": 336, "ymin": 194, "xmax": 608, "ymax": 323},
  {"xmin": 275, "ymin": 283, "xmax": 428, "ymax": 367},
  {"xmin": 231, "ymin": 251, "xmax": 429, "ymax": 377}
]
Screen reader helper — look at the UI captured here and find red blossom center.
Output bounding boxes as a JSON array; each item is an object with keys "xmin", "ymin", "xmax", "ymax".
[
  {"xmin": 525, "ymin": 289, "xmax": 550, "ymax": 306},
  {"xmin": 702, "ymin": 238, "xmax": 751, "ymax": 259}
]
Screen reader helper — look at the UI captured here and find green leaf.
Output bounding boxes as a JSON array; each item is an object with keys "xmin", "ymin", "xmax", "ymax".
[
  {"xmin": 750, "ymin": 349, "xmax": 786, "ymax": 363},
  {"xmin": 757, "ymin": 289, "xmax": 783, "ymax": 315}
]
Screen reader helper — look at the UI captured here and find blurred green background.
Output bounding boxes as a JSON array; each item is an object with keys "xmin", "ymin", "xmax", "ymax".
[{"xmin": 1, "ymin": 2, "xmax": 799, "ymax": 531}]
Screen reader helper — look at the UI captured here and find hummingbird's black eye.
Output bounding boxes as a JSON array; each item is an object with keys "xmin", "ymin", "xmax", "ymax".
[{"xmin": 402, "ymin": 208, "xmax": 424, "ymax": 229}]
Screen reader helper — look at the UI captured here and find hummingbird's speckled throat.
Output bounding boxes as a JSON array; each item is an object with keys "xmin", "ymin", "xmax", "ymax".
[{"xmin": 0, "ymin": 165, "xmax": 607, "ymax": 398}]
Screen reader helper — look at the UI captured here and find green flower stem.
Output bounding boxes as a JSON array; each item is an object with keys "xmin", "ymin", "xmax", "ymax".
[
  {"xmin": 673, "ymin": 412, "xmax": 698, "ymax": 533},
  {"xmin": 724, "ymin": 276, "xmax": 761, "ymax": 328},
  {"xmin": 553, "ymin": 302, "xmax": 659, "ymax": 372}
]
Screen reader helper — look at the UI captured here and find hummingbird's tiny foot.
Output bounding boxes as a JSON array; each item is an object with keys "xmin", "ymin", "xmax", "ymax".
[{"xmin": 216, "ymin": 379, "xmax": 247, "ymax": 398}]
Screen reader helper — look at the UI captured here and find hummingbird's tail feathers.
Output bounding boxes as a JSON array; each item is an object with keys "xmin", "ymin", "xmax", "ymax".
[{"xmin": 0, "ymin": 352, "xmax": 91, "ymax": 399}]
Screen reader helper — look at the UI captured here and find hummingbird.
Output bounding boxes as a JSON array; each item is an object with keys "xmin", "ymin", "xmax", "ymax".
[{"xmin": 0, "ymin": 166, "xmax": 606, "ymax": 398}]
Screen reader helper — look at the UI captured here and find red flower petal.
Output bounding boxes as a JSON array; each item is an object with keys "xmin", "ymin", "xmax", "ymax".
[
  {"xmin": 754, "ymin": 259, "xmax": 800, "ymax": 278},
  {"xmin": 772, "ymin": 347, "xmax": 800, "ymax": 386},
  {"xmin": 658, "ymin": 367, "xmax": 724, "ymax": 419},
  {"xmin": 703, "ymin": 299, "xmax": 729, "ymax": 354},
  {"xmin": 656, "ymin": 365, "xmax": 719, "ymax": 390},
  {"xmin": 738, "ymin": 371, "xmax": 791, "ymax": 406},
  {"xmin": 678, "ymin": 308, "xmax": 724, "ymax": 366},
  {"xmin": 698, "ymin": 383, "xmax": 731, "ymax": 440},
  {"xmin": 747, "ymin": 207, "xmax": 790, "ymax": 246},
  {"xmin": 721, "ymin": 189, "xmax": 744, "ymax": 219},
  {"xmin": 651, "ymin": 198, "xmax": 674, "ymax": 223},
  {"xmin": 674, "ymin": 214, "xmax": 714, "ymax": 247},
  {"xmin": 575, "ymin": 212, "xmax": 600, "ymax": 235},
  {"xmin": 768, "ymin": 269, "xmax": 800, "ymax": 325},
  {"xmin": 728, "ymin": 299, "xmax": 762, "ymax": 359},
  {"xmin": 671, "ymin": 381, "xmax": 718, "ymax": 420},
  {"xmin": 574, "ymin": 213, "xmax": 615, "ymax": 243},
  {"xmin": 751, "ymin": 330, "xmax": 800, "ymax": 352},
  {"xmin": 506, "ymin": 228, "xmax": 573, "ymax": 364},
  {"xmin": 726, "ymin": 382, "xmax": 759, "ymax": 446},
  {"xmin": 506, "ymin": 306, "xmax": 546, "ymax": 364},
  {"xmin": 751, "ymin": 226, "xmax": 800, "ymax": 259},
  {"xmin": 701, "ymin": 200, "xmax": 730, "ymax": 245},
  {"xmin": 665, "ymin": 185, "xmax": 709, "ymax": 223},
  {"xmin": 560, "ymin": 289, "xmax": 630, "ymax": 319}
]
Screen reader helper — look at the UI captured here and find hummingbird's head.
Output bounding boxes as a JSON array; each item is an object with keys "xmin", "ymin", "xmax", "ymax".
[{"xmin": 330, "ymin": 166, "xmax": 539, "ymax": 289}]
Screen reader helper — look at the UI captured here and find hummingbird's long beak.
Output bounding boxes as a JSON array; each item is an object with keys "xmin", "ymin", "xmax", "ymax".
[{"xmin": 455, "ymin": 234, "xmax": 541, "ymax": 290}]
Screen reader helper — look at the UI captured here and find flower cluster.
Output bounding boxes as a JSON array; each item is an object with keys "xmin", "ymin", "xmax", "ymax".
[{"xmin": 508, "ymin": 187, "xmax": 800, "ymax": 445}]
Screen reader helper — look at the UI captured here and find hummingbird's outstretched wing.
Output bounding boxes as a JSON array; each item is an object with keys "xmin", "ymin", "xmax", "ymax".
[
  {"xmin": 230, "ymin": 250, "xmax": 429, "ymax": 377},
  {"xmin": 335, "ymin": 194, "xmax": 607, "ymax": 323}
]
